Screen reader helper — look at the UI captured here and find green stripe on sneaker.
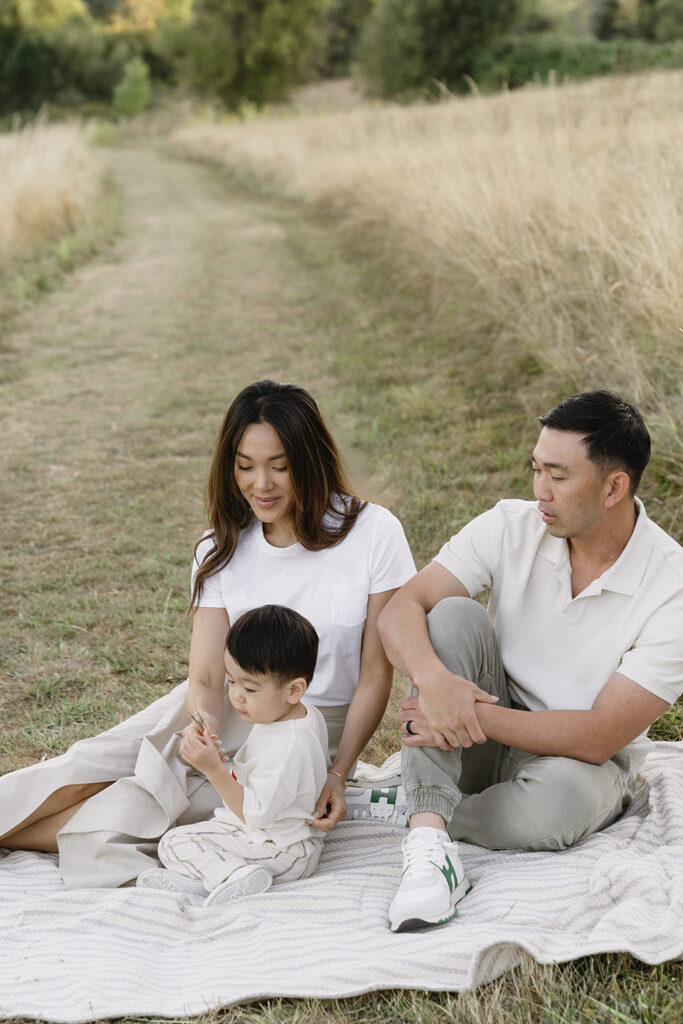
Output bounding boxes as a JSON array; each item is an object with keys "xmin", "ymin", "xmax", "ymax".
[
  {"xmin": 441, "ymin": 855, "xmax": 458, "ymax": 893},
  {"xmin": 370, "ymin": 787, "xmax": 397, "ymax": 806}
]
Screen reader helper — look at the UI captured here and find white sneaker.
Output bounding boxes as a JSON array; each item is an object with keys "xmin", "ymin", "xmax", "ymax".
[
  {"xmin": 344, "ymin": 785, "xmax": 408, "ymax": 826},
  {"xmin": 136, "ymin": 868, "xmax": 208, "ymax": 898},
  {"xmin": 389, "ymin": 826, "xmax": 471, "ymax": 932},
  {"xmin": 204, "ymin": 865, "xmax": 272, "ymax": 907}
]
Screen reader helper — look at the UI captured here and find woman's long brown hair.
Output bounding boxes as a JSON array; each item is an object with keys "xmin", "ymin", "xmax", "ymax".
[{"xmin": 191, "ymin": 380, "xmax": 367, "ymax": 607}]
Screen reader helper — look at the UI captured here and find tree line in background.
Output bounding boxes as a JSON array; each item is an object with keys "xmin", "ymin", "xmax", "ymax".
[{"xmin": 1, "ymin": 0, "xmax": 682, "ymax": 117}]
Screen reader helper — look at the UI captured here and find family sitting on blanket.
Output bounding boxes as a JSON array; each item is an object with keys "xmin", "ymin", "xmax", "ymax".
[{"xmin": 1, "ymin": 383, "xmax": 681, "ymax": 936}]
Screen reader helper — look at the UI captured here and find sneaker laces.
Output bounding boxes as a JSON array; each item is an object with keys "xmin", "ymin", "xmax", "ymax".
[{"xmin": 402, "ymin": 837, "xmax": 443, "ymax": 882}]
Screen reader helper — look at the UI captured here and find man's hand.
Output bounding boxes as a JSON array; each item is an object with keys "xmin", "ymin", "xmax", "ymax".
[
  {"xmin": 407, "ymin": 670, "xmax": 499, "ymax": 749},
  {"xmin": 399, "ymin": 695, "xmax": 452, "ymax": 749},
  {"xmin": 180, "ymin": 727, "xmax": 226, "ymax": 775},
  {"xmin": 307, "ymin": 772, "xmax": 346, "ymax": 833}
]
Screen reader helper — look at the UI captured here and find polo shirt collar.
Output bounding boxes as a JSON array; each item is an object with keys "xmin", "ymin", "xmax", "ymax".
[
  {"xmin": 538, "ymin": 497, "xmax": 652, "ymax": 598},
  {"xmin": 537, "ymin": 528, "xmax": 569, "ymax": 568},
  {"xmin": 595, "ymin": 497, "xmax": 652, "ymax": 596}
]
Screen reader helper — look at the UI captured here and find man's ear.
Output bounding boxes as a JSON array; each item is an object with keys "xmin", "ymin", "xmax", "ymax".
[
  {"xmin": 286, "ymin": 677, "xmax": 307, "ymax": 703},
  {"xmin": 604, "ymin": 469, "xmax": 631, "ymax": 509}
]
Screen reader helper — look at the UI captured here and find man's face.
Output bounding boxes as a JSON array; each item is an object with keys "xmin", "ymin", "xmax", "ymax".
[{"xmin": 532, "ymin": 427, "xmax": 610, "ymax": 541}]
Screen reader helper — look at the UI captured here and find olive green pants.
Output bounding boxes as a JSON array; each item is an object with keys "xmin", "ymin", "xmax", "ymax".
[{"xmin": 402, "ymin": 597, "xmax": 636, "ymax": 851}]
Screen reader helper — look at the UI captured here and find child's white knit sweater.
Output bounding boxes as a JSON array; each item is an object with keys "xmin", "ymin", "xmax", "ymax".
[{"xmin": 213, "ymin": 705, "xmax": 328, "ymax": 847}]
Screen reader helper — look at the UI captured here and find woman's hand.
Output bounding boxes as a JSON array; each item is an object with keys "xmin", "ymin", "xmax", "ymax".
[
  {"xmin": 307, "ymin": 772, "xmax": 346, "ymax": 833},
  {"xmin": 180, "ymin": 728, "xmax": 226, "ymax": 775}
]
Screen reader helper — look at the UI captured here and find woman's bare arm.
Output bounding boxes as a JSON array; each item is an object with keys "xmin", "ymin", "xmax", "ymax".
[
  {"xmin": 309, "ymin": 589, "xmax": 396, "ymax": 832},
  {"xmin": 186, "ymin": 606, "xmax": 230, "ymax": 733}
]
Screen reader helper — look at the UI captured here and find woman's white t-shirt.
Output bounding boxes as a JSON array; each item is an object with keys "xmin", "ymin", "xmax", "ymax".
[{"xmin": 191, "ymin": 502, "xmax": 416, "ymax": 706}]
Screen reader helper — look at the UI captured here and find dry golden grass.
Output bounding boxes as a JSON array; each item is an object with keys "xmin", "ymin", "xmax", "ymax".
[
  {"xmin": 173, "ymin": 70, "xmax": 683, "ymax": 537},
  {"xmin": 0, "ymin": 121, "xmax": 104, "ymax": 264}
]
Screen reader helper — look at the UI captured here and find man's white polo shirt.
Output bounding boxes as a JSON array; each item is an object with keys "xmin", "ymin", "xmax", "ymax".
[{"xmin": 433, "ymin": 498, "xmax": 683, "ymax": 768}]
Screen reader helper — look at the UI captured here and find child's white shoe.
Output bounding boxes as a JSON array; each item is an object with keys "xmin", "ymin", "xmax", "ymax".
[
  {"xmin": 204, "ymin": 865, "xmax": 272, "ymax": 906},
  {"xmin": 136, "ymin": 868, "xmax": 208, "ymax": 898}
]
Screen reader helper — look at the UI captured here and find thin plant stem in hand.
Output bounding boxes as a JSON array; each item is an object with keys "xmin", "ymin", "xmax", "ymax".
[{"xmin": 189, "ymin": 701, "xmax": 208, "ymax": 733}]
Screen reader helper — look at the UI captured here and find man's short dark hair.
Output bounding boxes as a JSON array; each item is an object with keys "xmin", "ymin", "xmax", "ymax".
[
  {"xmin": 226, "ymin": 605, "xmax": 318, "ymax": 685},
  {"xmin": 539, "ymin": 390, "xmax": 650, "ymax": 494}
]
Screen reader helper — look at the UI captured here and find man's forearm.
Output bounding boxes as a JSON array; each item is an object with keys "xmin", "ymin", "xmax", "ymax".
[
  {"xmin": 476, "ymin": 704, "xmax": 614, "ymax": 765},
  {"xmin": 379, "ymin": 595, "xmax": 449, "ymax": 685}
]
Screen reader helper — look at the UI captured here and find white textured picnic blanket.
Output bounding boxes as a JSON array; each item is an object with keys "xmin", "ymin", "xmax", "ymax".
[{"xmin": 1, "ymin": 741, "xmax": 682, "ymax": 1023}]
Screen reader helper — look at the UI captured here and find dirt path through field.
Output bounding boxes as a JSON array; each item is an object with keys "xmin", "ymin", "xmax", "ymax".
[{"xmin": 0, "ymin": 144, "xmax": 377, "ymax": 766}]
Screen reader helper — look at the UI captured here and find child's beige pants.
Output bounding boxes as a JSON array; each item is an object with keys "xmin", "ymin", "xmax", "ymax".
[{"xmin": 158, "ymin": 820, "xmax": 323, "ymax": 892}]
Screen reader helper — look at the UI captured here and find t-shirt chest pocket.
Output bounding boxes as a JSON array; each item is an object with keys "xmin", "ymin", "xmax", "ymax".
[{"xmin": 331, "ymin": 583, "xmax": 368, "ymax": 628}]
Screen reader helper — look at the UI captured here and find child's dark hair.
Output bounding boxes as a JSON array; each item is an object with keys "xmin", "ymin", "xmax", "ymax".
[{"xmin": 226, "ymin": 605, "xmax": 319, "ymax": 685}]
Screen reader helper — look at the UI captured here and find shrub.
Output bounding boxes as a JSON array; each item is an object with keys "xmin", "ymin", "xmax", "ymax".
[
  {"xmin": 358, "ymin": 0, "xmax": 520, "ymax": 98},
  {"xmin": 0, "ymin": 18, "xmax": 171, "ymax": 114},
  {"xmin": 473, "ymin": 32, "xmax": 683, "ymax": 89},
  {"xmin": 112, "ymin": 55, "xmax": 151, "ymax": 117}
]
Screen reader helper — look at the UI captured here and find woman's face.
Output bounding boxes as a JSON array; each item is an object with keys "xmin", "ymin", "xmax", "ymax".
[{"xmin": 234, "ymin": 422, "xmax": 296, "ymax": 537}]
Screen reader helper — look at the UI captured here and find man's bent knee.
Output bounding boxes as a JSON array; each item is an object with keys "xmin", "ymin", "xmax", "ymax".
[
  {"xmin": 426, "ymin": 597, "xmax": 498, "ymax": 685},
  {"xmin": 427, "ymin": 596, "xmax": 490, "ymax": 640}
]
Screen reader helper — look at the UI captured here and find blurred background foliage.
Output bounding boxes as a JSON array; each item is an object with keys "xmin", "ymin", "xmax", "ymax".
[{"xmin": 1, "ymin": 0, "xmax": 682, "ymax": 116}]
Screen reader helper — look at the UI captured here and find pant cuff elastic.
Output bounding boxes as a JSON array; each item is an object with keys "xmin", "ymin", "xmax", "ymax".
[{"xmin": 406, "ymin": 785, "xmax": 460, "ymax": 823}]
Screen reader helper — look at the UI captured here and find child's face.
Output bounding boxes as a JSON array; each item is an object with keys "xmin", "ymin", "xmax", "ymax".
[{"xmin": 224, "ymin": 650, "xmax": 302, "ymax": 725}]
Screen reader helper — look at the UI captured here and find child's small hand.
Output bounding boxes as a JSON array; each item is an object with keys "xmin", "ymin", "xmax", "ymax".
[{"xmin": 180, "ymin": 728, "xmax": 225, "ymax": 774}]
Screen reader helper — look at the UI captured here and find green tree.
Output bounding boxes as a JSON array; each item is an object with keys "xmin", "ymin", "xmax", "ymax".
[
  {"xmin": 324, "ymin": 0, "xmax": 376, "ymax": 75},
  {"xmin": 178, "ymin": 0, "xmax": 330, "ymax": 108},
  {"xmin": 112, "ymin": 53, "xmax": 150, "ymax": 114},
  {"xmin": 637, "ymin": 0, "xmax": 659, "ymax": 36},
  {"xmin": 652, "ymin": 0, "xmax": 683, "ymax": 38},
  {"xmin": 637, "ymin": 0, "xmax": 683, "ymax": 37},
  {"xmin": 358, "ymin": 0, "xmax": 520, "ymax": 97},
  {"xmin": 591, "ymin": 0, "xmax": 621, "ymax": 37},
  {"xmin": 11, "ymin": 0, "xmax": 88, "ymax": 27}
]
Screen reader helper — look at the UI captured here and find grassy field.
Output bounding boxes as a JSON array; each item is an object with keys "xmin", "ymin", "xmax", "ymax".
[
  {"xmin": 173, "ymin": 70, "xmax": 683, "ymax": 546},
  {"xmin": 1, "ymin": 73, "xmax": 682, "ymax": 1022},
  {"xmin": 0, "ymin": 121, "xmax": 104, "ymax": 263},
  {"xmin": 0, "ymin": 120, "xmax": 116, "ymax": 323}
]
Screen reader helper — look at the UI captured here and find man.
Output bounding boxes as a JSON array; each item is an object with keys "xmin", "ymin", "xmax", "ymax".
[{"xmin": 378, "ymin": 390, "xmax": 683, "ymax": 933}]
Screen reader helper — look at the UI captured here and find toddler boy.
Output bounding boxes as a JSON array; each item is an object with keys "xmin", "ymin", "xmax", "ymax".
[{"xmin": 137, "ymin": 604, "xmax": 328, "ymax": 906}]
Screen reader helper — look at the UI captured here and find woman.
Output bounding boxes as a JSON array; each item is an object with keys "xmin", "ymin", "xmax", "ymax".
[{"xmin": 0, "ymin": 380, "xmax": 415, "ymax": 887}]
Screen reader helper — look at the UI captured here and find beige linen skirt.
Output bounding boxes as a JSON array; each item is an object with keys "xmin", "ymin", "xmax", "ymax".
[{"xmin": 0, "ymin": 682, "xmax": 348, "ymax": 889}]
